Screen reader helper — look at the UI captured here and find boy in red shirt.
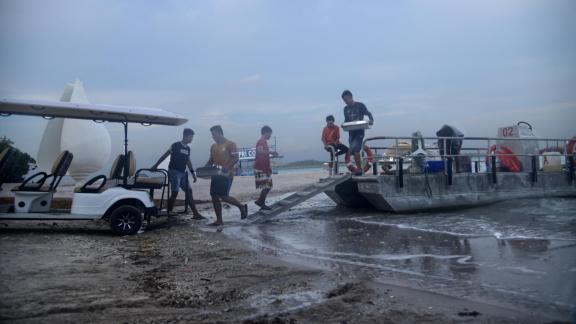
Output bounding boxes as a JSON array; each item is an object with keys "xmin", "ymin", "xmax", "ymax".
[
  {"xmin": 254, "ymin": 126, "xmax": 278, "ymax": 210},
  {"xmin": 322, "ymin": 115, "xmax": 349, "ymax": 170}
]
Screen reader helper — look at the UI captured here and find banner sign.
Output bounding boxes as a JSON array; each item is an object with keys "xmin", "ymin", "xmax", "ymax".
[{"xmin": 238, "ymin": 148, "xmax": 257, "ymax": 160}]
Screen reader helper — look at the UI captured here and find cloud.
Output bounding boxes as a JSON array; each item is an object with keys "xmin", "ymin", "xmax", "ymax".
[
  {"xmin": 237, "ymin": 74, "xmax": 263, "ymax": 86},
  {"xmin": 1, "ymin": 0, "xmax": 574, "ymax": 164}
]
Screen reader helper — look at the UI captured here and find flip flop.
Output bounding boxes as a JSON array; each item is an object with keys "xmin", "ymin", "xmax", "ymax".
[
  {"xmin": 255, "ymin": 200, "xmax": 272, "ymax": 210},
  {"xmin": 208, "ymin": 222, "xmax": 223, "ymax": 227}
]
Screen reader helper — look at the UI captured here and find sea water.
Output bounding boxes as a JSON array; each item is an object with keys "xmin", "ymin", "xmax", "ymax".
[{"xmin": 223, "ymin": 195, "xmax": 576, "ymax": 317}]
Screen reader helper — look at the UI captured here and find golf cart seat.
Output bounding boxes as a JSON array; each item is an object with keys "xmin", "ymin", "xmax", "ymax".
[
  {"xmin": 12, "ymin": 150, "xmax": 73, "ymax": 192},
  {"xmin": 126, "ymin": 151, "xmax": 166, "ymax": 190},
  {"xmin": 75, "ymin": 154, "xmax": 126, "ymax": 193},
  {"xmin": 76, "ymin": 151, "xmax": 166, "ymax": 193},
  {"xmin": 0, "ymin": 147, "xmax": 17, "ymax": 190}
]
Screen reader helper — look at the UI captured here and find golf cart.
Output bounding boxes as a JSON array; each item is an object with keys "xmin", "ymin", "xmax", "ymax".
[{"xmin": 0, "ymin": 98, "xmax": 187, "ymax": 235}]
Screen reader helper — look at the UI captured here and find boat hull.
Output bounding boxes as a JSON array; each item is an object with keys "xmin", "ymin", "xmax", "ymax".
[{"xmin": 324, "ymin": 171, "xmax": 576, "ymax": 213}]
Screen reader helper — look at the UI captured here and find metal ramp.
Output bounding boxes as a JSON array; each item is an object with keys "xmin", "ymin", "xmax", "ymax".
[{"xmin": 246, "ymin": 174, "xmax": 352, "ymax": 224}]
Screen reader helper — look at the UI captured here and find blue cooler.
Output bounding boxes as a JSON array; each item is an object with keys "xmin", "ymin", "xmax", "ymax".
[{"xmin": 426, "ymin": 160, "xmax": 444, "ymax": 173}]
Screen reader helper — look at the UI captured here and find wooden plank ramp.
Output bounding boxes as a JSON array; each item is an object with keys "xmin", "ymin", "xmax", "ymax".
[{"xmin": 245, "ymin": 174, "xmax": 352, "ymax": 224}]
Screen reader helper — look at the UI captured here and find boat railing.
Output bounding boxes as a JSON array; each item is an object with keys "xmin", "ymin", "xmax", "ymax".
[
  {"xmin": 326, "ymin": 145, "xmax": 340, "ymax": 175},
  {"xmin": 323, "ymin": 135, "xmax": 576, "ymax": 185}
]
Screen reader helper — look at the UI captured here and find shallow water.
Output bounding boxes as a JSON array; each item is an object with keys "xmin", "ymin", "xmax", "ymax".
[{"xmin": 221, "ymin": 195, "xmax": 576, "ymax": 316}]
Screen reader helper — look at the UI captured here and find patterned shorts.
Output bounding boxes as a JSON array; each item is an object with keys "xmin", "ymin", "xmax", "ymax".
[{"xmin": 254, "ymin": 169, "xmax": 273, "ymax": 190}]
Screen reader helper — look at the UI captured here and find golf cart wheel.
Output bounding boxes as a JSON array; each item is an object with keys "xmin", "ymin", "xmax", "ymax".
[{"xmin": 110, "ymin": 205, "xmax": 143, "ymax": 235}]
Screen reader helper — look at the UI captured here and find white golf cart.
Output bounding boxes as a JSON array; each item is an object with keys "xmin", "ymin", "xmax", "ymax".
[{"xmin": 0, "ymin": 99, "xmax": 187, "ymax": 235}]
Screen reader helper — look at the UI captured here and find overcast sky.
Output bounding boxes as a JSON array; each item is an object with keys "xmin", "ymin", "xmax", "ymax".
[{"xmin": 1, "ymin": 0, "xmax": 575, "ymax": 167}]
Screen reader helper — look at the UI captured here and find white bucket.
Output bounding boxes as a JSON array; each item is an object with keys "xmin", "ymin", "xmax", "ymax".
[{"xmin": 543, "ymin": 152, "xmax": 562, "ymax": 172}]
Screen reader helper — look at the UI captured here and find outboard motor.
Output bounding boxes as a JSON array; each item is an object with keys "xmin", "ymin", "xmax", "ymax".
[
  {"xmin": 436, "ymin": 125, "xmax": 464, "ymax": 157},
  {"xmin": 436, "ymin": 125, "xmax": 471, "ymax": 173}
]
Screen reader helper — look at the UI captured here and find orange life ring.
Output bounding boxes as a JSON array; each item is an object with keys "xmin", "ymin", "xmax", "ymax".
[
  {"xmin": 345, "ymin": 145, "xmax": 373, "ymax": 173},
  {"xmin": 487, "ymin": 145, "xmax": 522, "ymax": 172}
]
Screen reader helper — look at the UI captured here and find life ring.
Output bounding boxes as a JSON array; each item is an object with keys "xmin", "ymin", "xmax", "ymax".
[
  {"xmin": 487, "ymin": 145, "xmax": 522, "ymax": 172},
  {"xmin": 345, "ymin": 145, "xmax": 373, "ymax": 173}
]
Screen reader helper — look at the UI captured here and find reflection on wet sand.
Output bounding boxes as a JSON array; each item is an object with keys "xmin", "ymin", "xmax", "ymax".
[
  {"xmin": 503, "ymin": 238, "xmax": 550, "ymax": 254},
  {"xmin": 325, "ymin": 219, "xmax": 477, "ymax": 278},
  {"xmin": 225, "ymin": 197, "xmax": 576, "ymax": 317}
]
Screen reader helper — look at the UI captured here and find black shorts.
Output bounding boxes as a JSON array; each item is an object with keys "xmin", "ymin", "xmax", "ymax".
[
  {"xmin": 210, "ymin": 175, "xmax": 233, "ymax": 197},
  {"xmin": 349, "ymin": 132, "xmax": 365, "ymax": 153}
]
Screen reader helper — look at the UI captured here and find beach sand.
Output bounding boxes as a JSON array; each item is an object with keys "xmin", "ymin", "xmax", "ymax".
[
  {"xmin": 0, "ymin": 172, "xmax": 325, "ymax": 208},
  {"xmin": 0, "ymin": 172, "xmax": 554, "ymax": 323}
]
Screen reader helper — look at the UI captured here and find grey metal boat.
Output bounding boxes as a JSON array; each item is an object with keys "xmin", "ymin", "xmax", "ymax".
[{"xmin": 324, "ymin": 123, "xmax": 575, "ymax": 212}]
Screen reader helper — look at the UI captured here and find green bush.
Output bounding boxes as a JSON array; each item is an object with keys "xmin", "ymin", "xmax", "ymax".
[{"xmin": 0, "ymin": 136, "xmax": 37, "ymax": 182}]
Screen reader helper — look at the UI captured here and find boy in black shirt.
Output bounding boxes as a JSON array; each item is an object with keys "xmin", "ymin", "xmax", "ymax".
[{"xmin": 151, "ymin": 128, "xmax": 205, "ymax": 219}]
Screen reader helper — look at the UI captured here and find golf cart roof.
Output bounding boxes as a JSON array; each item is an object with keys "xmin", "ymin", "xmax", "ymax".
[{"xmin": 0, "ymin": 98, "xmax": 188, "ymax": 126}]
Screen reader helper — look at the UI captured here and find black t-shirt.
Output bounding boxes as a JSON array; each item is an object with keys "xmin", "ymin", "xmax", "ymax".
[
  {"xmin": 168, "ymin": 141, "xmax": 190, "ymax": 172},
  {"xmin": 343, "ymin": 101, "xmax": 371, "ymax": 136}
]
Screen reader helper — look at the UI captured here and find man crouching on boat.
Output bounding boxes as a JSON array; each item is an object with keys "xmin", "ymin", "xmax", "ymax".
[
  {"xmin": 205, "ymin": 125, "xmax": 248, "ymax": 226},
  {"xmin": 342, "ymin": 90, "xmax": 374, "ymax": 175},
  {"xmin": 151, "ymin": 128, "xmax": 205, "ymax": 219}
]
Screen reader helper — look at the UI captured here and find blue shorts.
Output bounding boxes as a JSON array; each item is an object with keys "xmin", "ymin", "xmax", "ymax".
[
  {"xmin": 348, "ymin": 132, "xmax": 365, "ymax": 153},
  {"xmin": 168, "ymin": 169, "xmax": 190, "ymax": 192},
  {"xmin": 210, "ymin": 175, "xmax": 233, "ymax": 197}
]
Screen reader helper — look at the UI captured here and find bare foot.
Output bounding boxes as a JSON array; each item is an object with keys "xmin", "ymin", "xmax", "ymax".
[{"xmin": 192, "ymin": 214, "xmax": 207, "ymax": 220}]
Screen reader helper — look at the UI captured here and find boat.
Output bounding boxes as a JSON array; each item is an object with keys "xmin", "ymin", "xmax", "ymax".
[{"xmin": 324, "ymin": 123, "xmax": 576, "ymax": 213}]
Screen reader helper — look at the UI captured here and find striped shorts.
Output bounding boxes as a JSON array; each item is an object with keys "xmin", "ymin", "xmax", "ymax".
[{"xmin": 254, "ymin": 169, "xmax": 273, "ymax": 190}]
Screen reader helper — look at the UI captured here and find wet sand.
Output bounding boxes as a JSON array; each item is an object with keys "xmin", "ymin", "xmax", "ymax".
[
  {"xmin": 0, "ymin": 173, "xmax": 571, "ymax": 323},
  {"xmin": 0, "ymin": 217, "xmax": 544, "ymax": 324}
]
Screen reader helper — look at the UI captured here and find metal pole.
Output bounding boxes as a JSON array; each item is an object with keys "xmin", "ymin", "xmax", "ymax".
[
  {"xmin": 447, "ymin": 157, "xmax": 453, "ymax": 186},
  {"xmin": 328, "ymin": 145, "xmax": 336, "ymax": 176},
  {"xmin": 397, "ymin": 157, "xmax": 404, "ymax": 188},
  {"xmin": 531, "ymin": 155, "xmax": 537, "ymax": 184},
  {"xmin": 123, "ymin": 121, "xmax": 128, "ymax": 186},
  {"xmin": 568, "ymin": 156, "xmax": 574, "ymax": 183},
  {"xmin": 491, "ymin": 155, "xmax": 497, "ymax": 184},
  {"xmin": 333, "ymin": 152, "xmax": 337, "ymax": 175}
]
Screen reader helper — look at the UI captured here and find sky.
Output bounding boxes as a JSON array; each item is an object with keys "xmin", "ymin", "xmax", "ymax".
[{"xmin": 1, "ymin": 0, "xmax": 575, "ymax": 168}]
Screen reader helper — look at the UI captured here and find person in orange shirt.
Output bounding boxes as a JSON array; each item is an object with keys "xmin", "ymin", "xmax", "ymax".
[
  {"xmin": 322, "ymin": 115, "xmax": 349, "ymax": 167},
  {"xmin": 205, "ymin": 125, "xmax": 248, "ymax": 226}
]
